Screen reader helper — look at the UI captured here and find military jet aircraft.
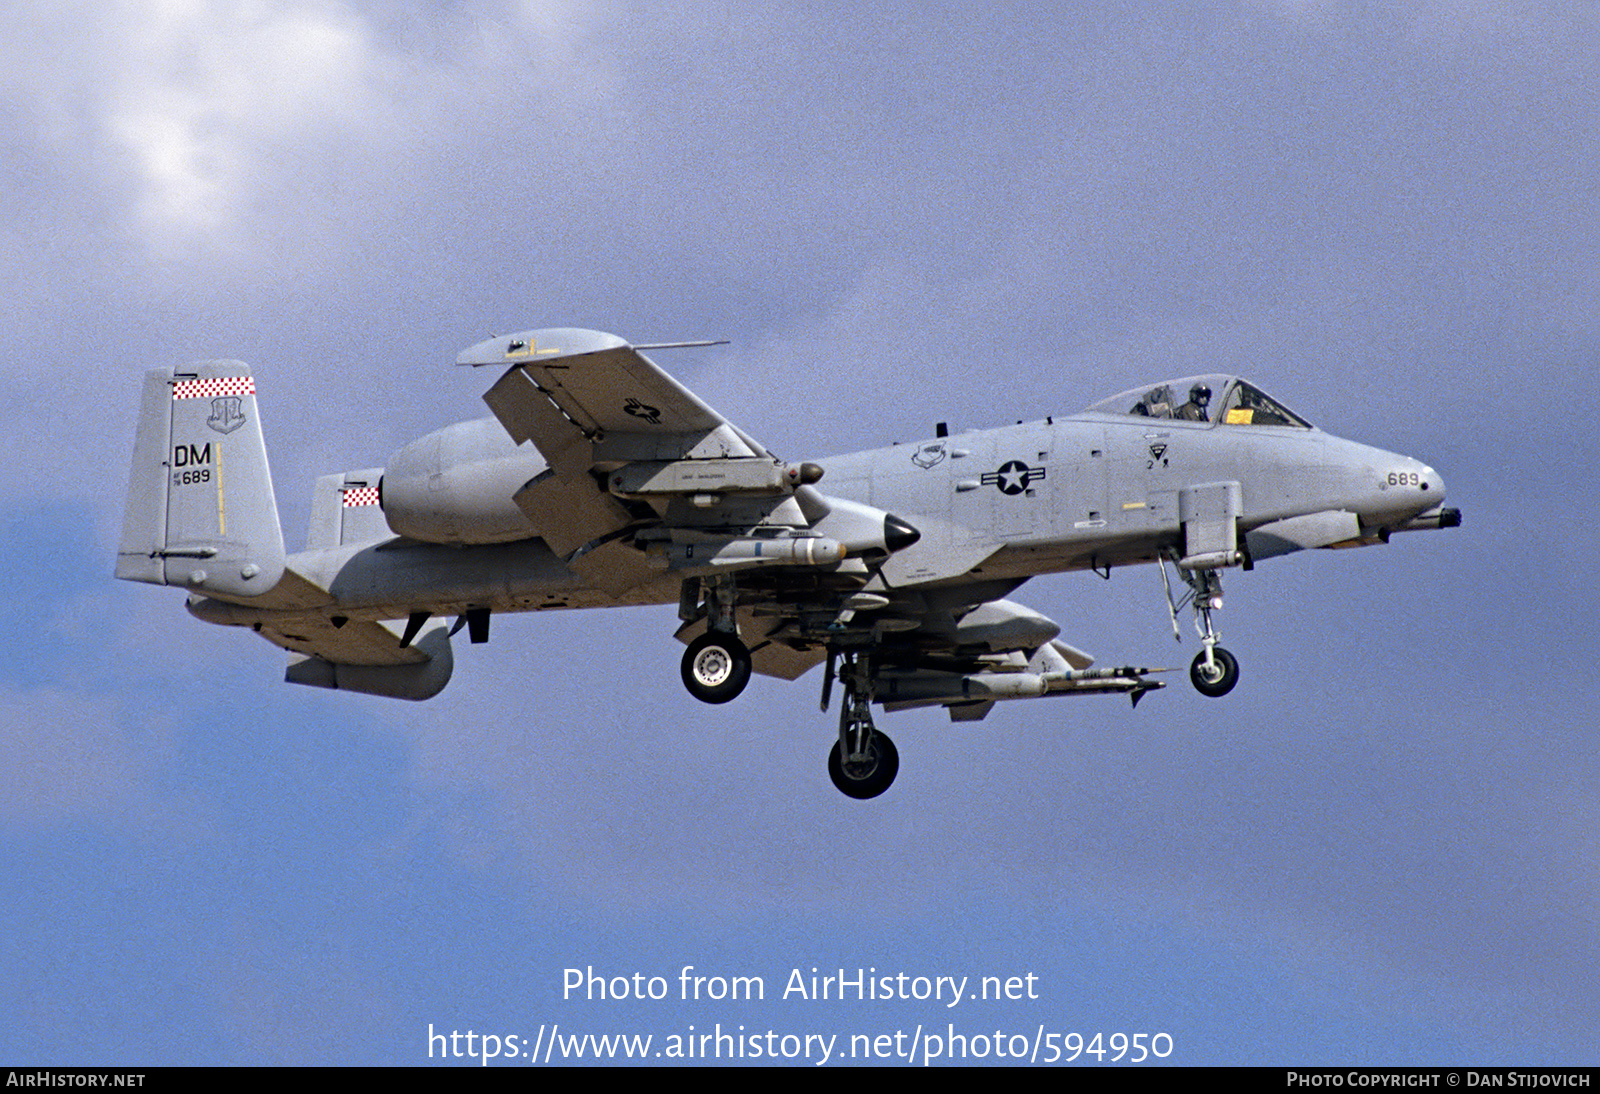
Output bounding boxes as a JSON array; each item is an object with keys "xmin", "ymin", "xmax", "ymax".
[{"xmin": 116, "ymin": 328, "xmax": 1460, "ymax": 799}]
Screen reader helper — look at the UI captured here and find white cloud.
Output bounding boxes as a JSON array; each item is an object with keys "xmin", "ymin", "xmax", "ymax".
[
  {"xmin": 99, "ymin": 0, "xmax": 406, "ymax": 251},
  {"xmin": 1, "ymin": 0, "xmax": 611, "ymax": 265}
]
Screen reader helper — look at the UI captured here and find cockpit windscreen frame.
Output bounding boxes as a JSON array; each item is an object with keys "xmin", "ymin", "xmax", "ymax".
[{"xmin": 1084, "ymin": 374, "xmax": 1312, "ymax": 429}]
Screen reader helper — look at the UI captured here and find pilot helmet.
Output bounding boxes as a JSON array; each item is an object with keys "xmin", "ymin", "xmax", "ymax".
[{"xmin": 1189, "ymin": 383, "xmax": 1212, "ymax": 404}]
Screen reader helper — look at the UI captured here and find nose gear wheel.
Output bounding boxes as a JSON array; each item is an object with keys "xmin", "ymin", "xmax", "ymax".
[
  {"xmin": 1160, "ymin": 551, "xmax": 1241, "ymax": 698},
  {"xmin": 1189, "ymin": 646, "xmax": 1239, "ymax": 697}
]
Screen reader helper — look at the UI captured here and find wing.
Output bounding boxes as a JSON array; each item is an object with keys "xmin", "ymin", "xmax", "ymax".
[
  {"xmin": 461, "ymin": 329, "xmax": 769, "ymax": 463},
  {"xmin": 460, "ymin": 329, "xmax": 801, "ymax": 594}
]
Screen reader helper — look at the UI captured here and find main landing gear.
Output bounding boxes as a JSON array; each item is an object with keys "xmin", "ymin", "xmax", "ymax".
[
  {"xmin": 681, "ymin": 631, "xmax": 751, "ymax": 704},
  {"xmin": 679, "ymin": 576, "xmax": 752, "ymax": 704},
  {"xmin": 1161, "ymin": 553, "xmax": 1241, "ymax": 698},
  {"xmin": 678, "ymin": 621, "xmax": 898, "ymax": 799},
  {"xmin": 823, "ymin": 651, "xmax": 898, "ymax": 799},
  {"xmin": 674, "ymin": 575, "xmax": 900, "ymax": 798}
]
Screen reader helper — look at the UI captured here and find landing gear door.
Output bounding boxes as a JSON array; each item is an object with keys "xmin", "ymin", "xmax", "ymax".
[{"xmin": 1178, "ymin": 481, "xmax": 1242, "ymax": 569}]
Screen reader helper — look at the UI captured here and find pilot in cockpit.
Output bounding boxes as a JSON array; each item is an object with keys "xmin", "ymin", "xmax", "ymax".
[{"xmin": 1175, "ymin": 382, "xmax": 1212, "ymax": 422}]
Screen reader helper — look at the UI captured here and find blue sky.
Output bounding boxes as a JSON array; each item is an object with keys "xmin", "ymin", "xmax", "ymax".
[{"xmin": 1, "ymin": 0, "xmax": 1594, "ymax": 1066}]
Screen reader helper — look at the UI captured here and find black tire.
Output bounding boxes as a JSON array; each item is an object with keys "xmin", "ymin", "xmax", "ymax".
[
  {"xmin": 828, "ymin": 730, "xmax": 899, "ymax": 799},
  {"xmin": 681, "ymin": 632, "xmax": 751, "ymax": 704},
  {"xmin": 1190, "ymin": 647, "xmax": 1239, "ymax": 698}
]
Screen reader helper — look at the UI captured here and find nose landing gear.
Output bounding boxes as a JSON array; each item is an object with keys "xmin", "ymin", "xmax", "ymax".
[
  {"xmin": 1190, "ymin": 645, "xmax": 1239, "ymax": 697},
  {"xmin": 1161, "ymin": 552, "xmax": 1241, "ymax": 698}
]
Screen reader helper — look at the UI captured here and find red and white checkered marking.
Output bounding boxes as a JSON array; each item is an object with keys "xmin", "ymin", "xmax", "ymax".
[
  {"xmin": 172, "ymin": 376, "xmax": 255, "ymax": 400},
  {"xmin": 342, "ymin": 485, "xmax": 381, "ymax": 508}
]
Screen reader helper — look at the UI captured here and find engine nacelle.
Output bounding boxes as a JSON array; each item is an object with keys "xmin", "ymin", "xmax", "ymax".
[{"xmin": 380, "ymin": 417, "xmax": 545, "ymax": 545}]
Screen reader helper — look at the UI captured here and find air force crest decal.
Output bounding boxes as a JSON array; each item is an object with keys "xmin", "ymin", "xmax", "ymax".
[
  {"xmin": 911, "ymin": 441, "xmax": 947, "ymax": 469},
  {"xmin": 207, "ymin": 396, "xmax": 246, "ymax": 435}
]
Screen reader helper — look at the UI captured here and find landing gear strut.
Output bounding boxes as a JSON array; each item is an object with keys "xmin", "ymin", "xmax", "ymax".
[
  {"xmin": 1161, "ymin": 552, "xmax": 1240, "ymax": 698},
  {"xmin": 824, "ymin": 651, "xmax": 898, "ymax": 799}
]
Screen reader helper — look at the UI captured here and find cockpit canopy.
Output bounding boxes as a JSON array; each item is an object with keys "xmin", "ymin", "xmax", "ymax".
[{"xmin": 1084, "ymin": 374, "xmax": 1312, "ymax": 429}]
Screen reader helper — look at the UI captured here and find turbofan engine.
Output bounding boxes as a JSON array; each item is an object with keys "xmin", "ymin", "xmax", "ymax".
[{"xmin": 379, "ymin": 418, "xmax": 547, "ymax": 545}]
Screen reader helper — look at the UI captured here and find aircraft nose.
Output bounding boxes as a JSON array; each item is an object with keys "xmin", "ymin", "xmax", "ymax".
[
  {"xmin": 1361, "ymin": 450, "xmax": 1447, "ymax": 526},
  {"xmin": 1419, "ymin": 464, "xmax": 1445, "ymax": 505},
  {"xmin": 1391, "ymin": 460, "xmax": 1461, "ymax": 533}
]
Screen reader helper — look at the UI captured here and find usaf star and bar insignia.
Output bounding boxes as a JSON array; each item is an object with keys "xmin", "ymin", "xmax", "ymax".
[{"xmin": 981, "ymin": 460, "xmax": 1047, "ymax": 495}]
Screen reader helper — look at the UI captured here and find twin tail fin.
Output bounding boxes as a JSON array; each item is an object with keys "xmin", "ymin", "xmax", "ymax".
[{"xmin": 115, "ymin": 362, "xmax": 286, "ymax": 598}]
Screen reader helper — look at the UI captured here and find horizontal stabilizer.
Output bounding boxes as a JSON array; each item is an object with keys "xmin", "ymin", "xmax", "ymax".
[{"xmin": 280, "ymin": 617, "xmax": 454, "ymax": 701}]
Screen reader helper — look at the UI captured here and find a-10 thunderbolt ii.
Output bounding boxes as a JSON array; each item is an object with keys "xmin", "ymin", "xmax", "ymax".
[{"xmin": 116, "ymin": 328, "xmax": 1460, "ymax": 799}]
